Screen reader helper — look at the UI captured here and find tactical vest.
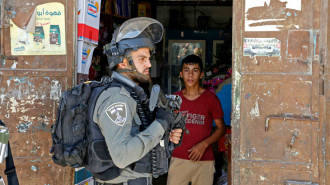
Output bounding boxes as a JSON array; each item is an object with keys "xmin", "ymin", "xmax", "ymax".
[
  {"xmin": 86, "ymin": 80, "xmax": 153, "ymax": 181},
  {"xmin": 51, "ymin": 72, "xmax": 168, "ymax": 182}
]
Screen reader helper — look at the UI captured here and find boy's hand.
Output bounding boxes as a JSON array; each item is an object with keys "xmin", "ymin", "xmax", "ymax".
[
  {"xmin": 169, "ymin": 129, "xmax": 183, "ymax": 144},
  {"xmin": 188, "ymin": 142, "xmax": 208, "ymax": 161}
]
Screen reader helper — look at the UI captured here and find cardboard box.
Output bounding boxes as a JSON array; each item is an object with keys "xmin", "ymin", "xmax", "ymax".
[{"xmin": 77, "ymin": 0, "xmax": 101, "ymax": 45}]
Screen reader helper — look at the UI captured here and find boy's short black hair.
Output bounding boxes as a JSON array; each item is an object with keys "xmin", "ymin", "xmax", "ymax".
[{"xmin": 181, "ymin": 54, "xmax": 203, "ymax": 72}]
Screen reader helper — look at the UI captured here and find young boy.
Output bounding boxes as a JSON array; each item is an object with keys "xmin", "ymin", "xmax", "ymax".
[{"xmin": 167, "ymin": 55, "xmax": 226, "ymax": 185}]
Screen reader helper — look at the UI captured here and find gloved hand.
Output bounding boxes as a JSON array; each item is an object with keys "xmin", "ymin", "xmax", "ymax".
[{"xmin": 156, "ymin": 108, "xmax": 175, "ymax": 131}]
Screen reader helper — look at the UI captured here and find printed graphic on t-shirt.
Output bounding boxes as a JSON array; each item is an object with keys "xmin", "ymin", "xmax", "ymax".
[
  {"xmin": 181, "ymin": 110, "xmax": 205, "ymax": 125},
  {"xmin": 106, "ymin": 102, "xmax": 127, "ymax": 126}
]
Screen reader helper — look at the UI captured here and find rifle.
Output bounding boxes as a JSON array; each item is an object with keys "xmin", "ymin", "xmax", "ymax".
[
  {"xmin": 149, "ymin": 84, "xmax": 189, "ymax": 155},
  {"xmin": 148, "ymin": 84, "xmax": 189, "ymax": 178}
]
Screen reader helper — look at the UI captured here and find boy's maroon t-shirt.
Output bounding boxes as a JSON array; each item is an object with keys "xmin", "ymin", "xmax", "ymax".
[{"xmin": 172, "ymin": 89, "xmax": 224, "ymax": 161}]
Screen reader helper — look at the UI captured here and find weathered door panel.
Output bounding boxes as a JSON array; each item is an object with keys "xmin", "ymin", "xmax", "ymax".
[
  {"xmin": 242, "ymin": 31, "xmax": 316, "ymax": 75},
  {"xmin": 240, "ymin": 166, "xmax": 313, "ymax": 185},
  {"xmin": 232, "ymin": 0, "xmax": 328, "ymax": 184},
  {"xmin": 241, "ymin": 117, "xmax": 317, "ymax": 164},
  {"xmin": 10, "ymin": 157, "xmax": 72, "ymax": 184},
  {"xmin": 0, "ymin": 0, "xmax": 75, "ymax": 184},
  {"xmin": 2, "ymin": 77, "xmax": 66, "ymax": 156},
  {"xmin": 238, "ymin": 75, "xmax": 319, "ymax": 183}
]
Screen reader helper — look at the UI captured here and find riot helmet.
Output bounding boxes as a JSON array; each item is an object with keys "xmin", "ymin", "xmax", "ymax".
[{"xmin": 104, "ymin": 17, "xmax": 164, "ymax": 70}]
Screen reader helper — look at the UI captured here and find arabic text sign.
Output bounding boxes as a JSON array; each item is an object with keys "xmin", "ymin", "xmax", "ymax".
[
  {"xmin": 10, "ymin": 2, "xmax": 66, "ymax": 55},
  {"xmin": 243, "ymin": 38, "xmax": 281, "ymax": 57}
]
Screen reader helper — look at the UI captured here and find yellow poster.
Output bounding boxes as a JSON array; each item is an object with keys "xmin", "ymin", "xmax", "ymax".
[{"xmin": 10, "ymin": 2, "xmax": 66, "ymax": 55}]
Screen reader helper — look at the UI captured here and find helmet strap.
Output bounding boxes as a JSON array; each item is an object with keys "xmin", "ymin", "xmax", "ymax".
[
  {"xmin": 115, "ymin": 59, "xmax": 137, "ymax": 73},
  {"xmin": 128, "ymin": 59, "xmax": 134, "ymax": 66},
  {"xmin": 115, "ymin": 68, "xmax": 136, "ymax": 73},
  {"xmin": 116, "ymin": 60, "xmax": 149, "ymax": 83}
]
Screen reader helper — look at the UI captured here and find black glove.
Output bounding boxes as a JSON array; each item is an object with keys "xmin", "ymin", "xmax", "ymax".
[{"xmin": 156, "ymin": 108, "xmax": 174, "ymax": 131}]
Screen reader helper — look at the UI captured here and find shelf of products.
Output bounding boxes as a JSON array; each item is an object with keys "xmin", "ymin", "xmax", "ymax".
[
  {"xmin": 90, "ymin": 0, "xmax": 155, "ymax": 81},
  {"xmin": 101, "ymin": 12, "xmax": 129, "ymax": 20},
  {"xmin": 89, "ymin": 0, "xmax": 133, "ymax": 81}
]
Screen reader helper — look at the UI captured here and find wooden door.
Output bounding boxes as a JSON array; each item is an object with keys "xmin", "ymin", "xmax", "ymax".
[
  {"xmin": 0, "ymin": 0, "xmax": 75, "ymax": 184},
  {"xmin": 232, "ymin": 0, "xmax": 329, "ymax": 184}
]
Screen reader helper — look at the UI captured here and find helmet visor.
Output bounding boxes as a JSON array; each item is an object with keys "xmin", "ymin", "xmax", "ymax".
[{"xmin": 116, "ymin": 17, "xmax": 164, "ymax": 44}]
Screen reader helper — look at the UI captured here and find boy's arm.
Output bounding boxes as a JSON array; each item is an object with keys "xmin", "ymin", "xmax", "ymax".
[{"xmin": 188, "ymin": 118, "xmax": 226, "ymax": 161}]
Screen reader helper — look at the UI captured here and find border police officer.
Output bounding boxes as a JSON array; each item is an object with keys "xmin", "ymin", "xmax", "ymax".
[{"xmin": 93, "ymin": 17, "xmax": 183, "ymax": 185}]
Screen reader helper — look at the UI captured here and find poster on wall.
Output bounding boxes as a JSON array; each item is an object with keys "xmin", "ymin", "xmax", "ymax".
[
  {"xmin": 213, "ymin": 40, "xmax": 225, "ymax": 64},
  {"xmin": 243, "ymin": 38, "xmax": 281, "ymax": 57},
  {"xmin": 10, "ymin": 2, "xmax": 66, "ymax": 55},
  {"xmin": 245, "ymin": 0, "xmax": 301, "ymax": 31}
]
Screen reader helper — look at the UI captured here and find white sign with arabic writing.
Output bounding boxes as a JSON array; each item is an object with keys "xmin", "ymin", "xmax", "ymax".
[{"xmin": 243, "ymin": 38, "xmax": 281, "ymax": 57}]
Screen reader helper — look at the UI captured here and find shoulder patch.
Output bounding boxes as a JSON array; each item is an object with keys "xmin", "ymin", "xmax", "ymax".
[{"xmin": 105, "ymin": 102, "xmax": 127, "ymax": 126}]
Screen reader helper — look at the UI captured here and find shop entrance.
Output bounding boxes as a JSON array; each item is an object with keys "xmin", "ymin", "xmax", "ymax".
[{"xmin": 0, "ymin": 0, "xmax": 329, "ymax": 184}]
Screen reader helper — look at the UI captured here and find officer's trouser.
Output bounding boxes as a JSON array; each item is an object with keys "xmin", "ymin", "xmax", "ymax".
[{"xmin": 94, "ymin": 177, "xmax": 152, "ymax": 185}]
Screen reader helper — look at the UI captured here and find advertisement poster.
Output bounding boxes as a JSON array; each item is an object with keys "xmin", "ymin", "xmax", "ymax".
[
  {"xmin": 10, "ymin": 2, "xmax": 66, "ymax": 55},
  {"xmin": 243, "ymin": 38, "xmax": 281, "ymax": 57},
  {"xmin": 245, "ymin": 0, "xmax": 301, "ymax": 31}
]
